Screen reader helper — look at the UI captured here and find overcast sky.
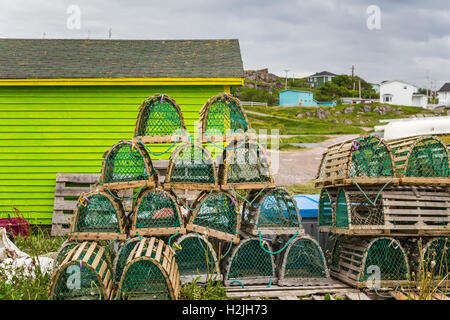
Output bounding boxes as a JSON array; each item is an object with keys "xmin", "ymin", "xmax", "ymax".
[{"xmin": 0, "ymin": 0, "xmax": 449, "ymax": 89}]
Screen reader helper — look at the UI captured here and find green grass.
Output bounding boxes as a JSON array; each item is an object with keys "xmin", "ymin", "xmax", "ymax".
[
  {"xmin": 284, "ymin": 180, "xmax": 320, "ymax": 194},
  {"xmin": 180, "ymin": 278, "xmax": 229, "ymax": 300},
  {"xmin": 280, "ymin": 135, "xmax": 329, "ymax": 144}
]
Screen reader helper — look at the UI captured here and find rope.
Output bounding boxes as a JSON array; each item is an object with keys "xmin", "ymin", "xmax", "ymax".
[
  {"xmin": 372, "ymin": 285, "xmax": 395, "ymax": 299},
  {"xmin": 220, "ymin": 239, "xmax": 233, "ymax": 259},
  {"xmin": 168, "ymin": 231, "xmax": 180, "ymax": 247},
  {"xmin": 206, "ymin": 136, "xmax": 247, "ymax": 151},
  {"xmin": 258, "ymin": 231, "xmax": 298, "ymax": 255},
  {"xmin": 139, "ymin": 138, "xmax": 180, "ymax": 156},
  {"xmin": 104, "ymin": 184, "xmax": 146, "ymax": 201},
  {"xmin": 232, "ymin": 185, "xmax": 268, "ymax": 207},
  {"xmin": 230, "ymin": 280, "xmax": 244, "ymax": 288},
  {"xmin": 351, "ymin": 179, "xmax": 392, "ymax": 206},
  {"xmin": 266, "ymin": 280, "xmax": 272, "ymax": 288},
  {"xmin": 171, "ymin": 187, "xmax": 212, "ymax": 212}
]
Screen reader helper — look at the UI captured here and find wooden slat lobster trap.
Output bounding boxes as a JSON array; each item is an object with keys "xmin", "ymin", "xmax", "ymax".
[
  {"xmin": 241, "ymin": 187, "xmax": 304, "ymax": 236},
  {"xmin": 329, "ymin": 236, "xmax": 410, "ymax": 289},
  {"xmin": 98, "ymin": 140, "xmax": 158, "ymax": 191},
  {"xmin": 115, "ymin": 237, "xmax": 181, "ymax": 300},
  {"xmin": 219, "ymin": 140, "xmax": 275, "ymax": 190},
  {"xmin": 50, "ymin": 241, "xmax": 114, "ymax": 300},
  {"xmin": 318, "ymin": 188, "xmax": 338, "ymax": 232},
  {"xmin": 388, "ymin": 135, "xmax": 449, "ymax": 185},
  {"xmin": 185, "ymin": 190, "xmax": 241, "ymax": 243},
  {"xmin": 315, "ymin": 135, "xmax": 396, "ymax": 188},
  {"xmin": 164, "ymin": 143, "xmax": 219, "ymax": 190},
  {"xmin": 129, "ymin": 187, "xmax": 186, "ymax": 237},
  {"xmin": 133, "ymin": 94, "xmax": 189, "ymax": 144},
  {"xmin": 333, "ymin": 186, "xmax": 450, "ymax": 236},
  {"xmin": 198, "ymin": 93, "xmax": 255, "ymax": 143},
  {"xmin": 277, "ymin": 236, "xmax": 329, "ymax": 286},
  {"xmin": 69, "ymin": 190, "xmax": 128, "ymax": 241},
  {"xmin": 173, "ymin": 233, "xmax": 222, "ymax": 283}
]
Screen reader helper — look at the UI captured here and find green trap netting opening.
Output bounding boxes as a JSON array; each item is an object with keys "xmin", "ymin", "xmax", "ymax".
[
  {"xmin": 114, "ymin": 238, "xmax": 140, "ymax": 283},
  {"xmin": 423, "ymin": 237, "xmax": 449, "ymax": 279},
  {"xmin": 133, "ymin": 189, "xmax": 182, "ymax": 230},
  {"xmin": 283, "ymin": 237, "xmax": 328, "ymax": 279},
  {"xmin": 360, "ymin": 238, "xmax": 409, "ymax": 282},
  {"xmin": 135, "ymin": 94, "xmax": 186, "ymax": 138},
  {"xmin": 349, "ymin": 136, "xmax": 394, "ymax": 178},
  {"xmin": 319, "ymin": 190, "xmax": 333, "ymax": 227},
  {"xmin": 167, "ymin": 144, "xmax": 217, "ymax": 185},
  {"xmin": 227, "ymin": 239, "xmax": 274, "ymax": 280},
  {"xmin": 191, "ymin": 191, "xmax": 238, "ymax": 236},
  {"xmin": 347, "ymin": 191, "xmax": 384, "ymax": 226},
  {"xmin": 329, "ymin": 237, "xmax": 343, "ymax": 272},
  {"xmin": 102, "ymin": 141, "xmax": 155, "ymax": 184},
  {"xmin": 335, "ymin": 190, "xmax": 349, "ymax": 228},
  {"xmin": 405, "ymin": 137, "xmax": 449, "ymax": 177}
]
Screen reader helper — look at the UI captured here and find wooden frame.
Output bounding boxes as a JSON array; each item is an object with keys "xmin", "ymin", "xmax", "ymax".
[
  {"xmin": 198, "ymin": 92, "xmax": 256, "ymax": 144},
  {"xmin": 133, "ymin": 94, "xmax": 189, "ymax": 144},
  {"xmin": 98, "ymin": 140, "xmax": 158, "ymax": 191},
  {"xmin": 129, "ymin": 187, "xmax": 186, "ymax": 237},
  {"xmin": 113, "ymin": 237, "xmax": 141, "ymax": 284},
  {"xmin": 69, "ymin": 190, "xmax": 128, "ymax": 241},
  {"xmin": 219, "ymin": 140, "xmax": 276, "ymax": 190},
  {"xmin": 54, "ymin": 239, "xmax": 78, "ymax": 267},
  {"xmin": 50, "ymin": 241, "xmax": 114, "ymax": 300},
  {"xmin": 277, "ymin": 235, "xmax": 330, "ymax": 286},
  {"xmin": 164, "ymin": 143, "xmax": 219, "ymax": 191},
  {"xmin": 241, "ymin": 187, "xmax": 305, "ymax": 236},
  {"xmin": 116, "ymin": 237, "xmax": 181, "ymax": 300},
  {"xmin": 318, "ymin": 188, "xmax": 338, "ymax": 233},
  {"xmin": 224, "ymin": 237, "xmax": 278, "ymax": 286},
  {"xmin": 185, "ymin": 190, "xmax": 241, "ymax": 243},
  {"xmin": 174, "ymin": 233, "xmax": 222, "ymax": 284}
]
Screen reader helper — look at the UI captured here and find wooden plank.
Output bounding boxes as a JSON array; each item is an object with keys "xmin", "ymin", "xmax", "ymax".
[
  {"xmin": 311, "ymin": 295, "xmax": 324, "ymax": 300},
  {"xmin": 279, "ymin": 296, "xmax": 299, "ymax": 300},
  {"xmin": 345, "ymin": 292, "xmax": 371, "ymax": 300}
]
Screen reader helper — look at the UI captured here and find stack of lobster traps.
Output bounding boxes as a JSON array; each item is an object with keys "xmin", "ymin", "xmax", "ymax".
[
  {"xmin": 316, "ymin": 134, "xmax": 450, "ymax": 292},
  {"xmin": 50, "ymin": 92, "xmax": 330, "ymax": 300}
]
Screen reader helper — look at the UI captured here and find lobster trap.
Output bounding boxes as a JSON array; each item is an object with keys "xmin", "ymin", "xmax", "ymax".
[
  {"xmin": 315, "ymin": 135, "xmax": 395, "ymax": 188},
  {"xmin": 173, "ymin": 233, "xmax": 221, "ymax": 283},
  {"xmin": 318, "ymin": 188, "xmax": 337, "ymax": 232},
  {"xmin": 329, "ymin": 236, "xmax": 410, "ymax": 289},
  {"xmin": 115, "ymin": 237, "xmax": 181, "ymax": 300},
  {"xmin": 55, "ymin": 240, "xmax": 78, "ymax": 267},
  {"xmin": 50, "ymin": 241, "xmax": 114, "ymax": 300},
  {"xmin": 198, "ymin": 93, "xmax": 254, "ymax": 143},
  {"xmin": 185, "ymin": 190, "xmax": 241, "ymax": 243},
  {"xmin": 277, "ymin": 236, "xmax": 329, "ymax": 286},
  {"xmin": 242, "ymin": 187, "xmax": 304, "ymax": 236},
  {"xmin": 133, "ymin": 94, "xmax": 188, "ymax": 144},
  {"xmin": 69, "ymin": 190, "xmax": 127, "ymax": 241},
  {"xmin": 164, "ymin": 143, "xmax": 219, "ymax": 190},
  {"xmin": 98, "ymin": 140, "xmax": 158, "ymax": 191},
  {"xmin": 113, "ymin": 237, "xmax": 140, "ymax": 284},
  {"xmin": 224, "ymin": 237, "xmax": 277, "ymax": 286},
  {"xmin": 389, "ymin": 135, "xmax": 449, "ymax": 185},
  {"xmin": 219, "ymin": 140, "xmax": 275, "ymax": 190},
  {"xmin": 129, "ymin": 188, "xmax": 185, "ymax": 237},
  {"xmin": 421, "ymin": 237, "xmax": 450, "ymax": 287}
]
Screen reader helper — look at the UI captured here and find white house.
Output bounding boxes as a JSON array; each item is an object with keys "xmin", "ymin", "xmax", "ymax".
[
  {"xmin": 438, "ymin": 83, "xmax": 450, "ymax": 106},
  {"xmin": 379, "ymin": 80, "xmax": 427, "ymax": 107}
]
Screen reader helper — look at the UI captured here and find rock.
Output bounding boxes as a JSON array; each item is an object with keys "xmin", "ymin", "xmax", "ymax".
[
  {"xmin": 315, "ymin": 108, "xmax": 330, "ymax": 119},
  {"xmin": 332, "ymin": 119, "xmax": 339, "ymax": 124},
  {"xmin": 335, "ymin": 111, "xmax": 342, "ymax": 115},
  {"xmin": 343, "ymin": 106, "xmax": 354, "ymax": 114},
  {"xmin": 343, "ymin": 119, "xmax": 353, "ymax": 124},
  {"xmin": 363, "ymin": 105, "xmax": 372, "ymax": 112},
  {"xmin": 305, "ymin": 111, "xmax": 312, "ymax": 117},
  {"xmin": 373, "ymin": 105, "xmax": 392, "ymax": 115},
  {"xmin": 297, "ymin": 113, "xmax": 303, "ymax": 119}
]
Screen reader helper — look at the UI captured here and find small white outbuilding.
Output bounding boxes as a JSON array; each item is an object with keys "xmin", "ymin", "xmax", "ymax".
[{"xmin": 379, "ymin": 80, "xmax": 427, "ymax": 108}]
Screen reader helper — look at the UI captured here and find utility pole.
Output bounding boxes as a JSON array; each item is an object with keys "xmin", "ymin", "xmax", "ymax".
[
  {"xmin": 284, "ymin": 70, "xmax": 289, "ymax": 90},
  {"xmin": 359, "ymin": 80, "xmax": 361, "ymax": 99},
  {"xmin": 108, "ymin": 28, "xmax": 112, "ymax": 39},
  {"xmin": 352, "ymin": 65, "xmax": 355, "ymax": 90}
]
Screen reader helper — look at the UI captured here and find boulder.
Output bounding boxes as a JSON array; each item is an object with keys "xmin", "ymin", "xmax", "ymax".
[
  {"xmin": 343, "ymin": 106, "xmax": 354, "ymax": 114},
  {"xmin": 363, "ymin": 105, "xmax": 372, "ymax": 113},
  {"xmin": 315, "ymin": 108, "xmax": 330, "ymax": 119}
]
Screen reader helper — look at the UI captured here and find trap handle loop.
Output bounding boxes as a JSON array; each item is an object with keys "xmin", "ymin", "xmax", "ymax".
[
  {"xmin": 105, "ymin": 184, "xmax": 146, "ymax": 201},
  {"xmin": 230, "ymin": 280, "xmax": 245, "ymax": 288},
  {"xmin": 220, "ymin": 239, "xmax": 234, "ymax": 259},
  {"xmin": 258, "ymin": 231, "xmax": 298, "ymax": 255},
  {"xmin": 139, "ymin": 138, "xmax": 180, "ymax": 156},
  {"xmin": 351, "ymin": 179, "xmax": 392, "ymax": 207},
  {"xmin": 168, "ymin": 231, "xmax": 180, "ymax": 248}
]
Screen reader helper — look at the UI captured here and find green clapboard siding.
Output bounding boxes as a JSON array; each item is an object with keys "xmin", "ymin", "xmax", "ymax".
[{"xmin": 0, "ymin": 85, "xmax": 225, "ymax": 225}]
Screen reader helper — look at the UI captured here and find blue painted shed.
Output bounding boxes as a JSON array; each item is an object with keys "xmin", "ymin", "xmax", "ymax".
[
  {"xmin": 293, "ymin": 194, "xmax": 320, "ymax": 218},
  {"xmin": 279, "ymin": 90, "xmax": 336, "ymax": 107}
]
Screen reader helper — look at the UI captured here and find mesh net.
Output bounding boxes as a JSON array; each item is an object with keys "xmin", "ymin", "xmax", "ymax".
[
  {"xmin": 135, "ymin": 95, "xmax": 186, "ymax": 138},
  {"xmin": 349, "ymin": 136, "xmax": 394, "ymax": 178},
  {"xmin": 190, "ymin": 191, "xmax": 238, "ymax": 237},
  {"xmin": 319, "ymin": 190, "xmax": 333, "ymax": 227},
  {"xmin": 114, "ymin": 238, "xmax": 140, "ymax": 283},
  {"xmin": 282, "ymin": 237, "xmax": 328, "ymax": 279},
  {"xmin": 335, "ymin": 190, "xmax": 349, "ymax": 228},
  {"xmin": 55, "ymin": 241, "xmax": 78, "ymax": 267},
  {"xmin": 132, "ymin": 189, "xmax": 182, "ymax": 232},
  {"xmin": 347, "ymin": 190, "xmax": 384, "ymax": 226},
  {"xmin": 167, "ymin": 144, "xmax": 216, "ymax": 185},
  {"xmin": 227, "ymin": 239, "xmax": 274, "ymax": 281},
  {"xmin": 423, "ymin": 237, "xmax": 449, "ymax": 280},
  {"xmin": 101, "ymin": 141, "xmax": 155, "ymax": 184},
  {"xmin": 360, "ymin": 238, "xmax": 409, "ymax": 282},
  {"xmin": 404, "ymin": 137, "xmax": 449, "ymax": 177},
  {"xmin": 329, "ymin": 236, "xmax": 343, "ymax": 272}
]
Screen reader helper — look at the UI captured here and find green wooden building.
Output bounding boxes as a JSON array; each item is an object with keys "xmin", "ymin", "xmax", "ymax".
[{"xmin": 0, "ymin": 39, "xmax": 244, "ymax": 225}]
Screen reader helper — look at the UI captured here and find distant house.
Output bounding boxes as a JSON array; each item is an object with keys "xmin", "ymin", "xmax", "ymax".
[
  {"xmin": 379, "ymin": 80, "xmax": 427, "ymax": 108},
  {"xmin": 341, "ymin": 97, "xmax": 378, "ymax": 105},
  {"xmin": 438, "ymin": 83, "xmax": 450, "ymax": 106},
  {"xmin": 371, "ymin": 83, "xmax": 380, "ymax": 94},
  {"xmin": 279, "ymin": 90, "xmax": 336, "ymax": 107},
  {"xmin": 307, "ymin": 71, "xmax": 337, "ymax": 88}
]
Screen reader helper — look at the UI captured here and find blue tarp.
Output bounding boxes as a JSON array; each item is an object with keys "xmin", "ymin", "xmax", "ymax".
[{"xmin": 293, "ymin": 194, "xmax": 320, "ymax": 218}]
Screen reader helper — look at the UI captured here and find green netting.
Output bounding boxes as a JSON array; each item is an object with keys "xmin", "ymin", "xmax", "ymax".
[
  {"xmin": 191, "ymin": 191, "xmax": 238, "ymax": 236},
  {"xmin": 114, "ymin": 238, "xmax": 140, "ymax": 283},
  {"xmin": 101, "ymin": 141, "xmax": 155, "ymax": 184},
  {"xmin": 73, "ymin": 192, "xmax": 121, "ymax": 234},
  {"xmin": 174, "ymin": 234, "xmax": 219, "ymax": 280},
  {"xmin": 167, "ymin": 144, "xmax": 216, "ymax": 185},
  {"xmin": 329, "ymin": 237, "xmax": 343, "ymax": 272},
  {"xmin": 335, "ymin": 190, "xmax": 349, "ymax": 228},
  {"xmin": 135, "ymin": 94, "xmax": 186, "ymax": 138},
  {"xmin": 405, "ymin": 137, "xmax": 449, "ymax": 177},
  {"xmin": 318, "ymin": 190, "xmax": 333, "ymax": 227},
  {"xmin": 133, "ymin": 189, "xmax": 182, "ymax": 231},
  {"xmin": 55, "ymin": 241, "xmax": 78, "ymax": 267},
  {"xmin": 349, "ymin": 136, "xmax": 394, "ymax": 178},
  {"xmin": 202, "ymin": 93, "xmax": 249, "ymax": 138},
  {"xmin": 347, "ymin": 190, "xmax": 383, "ymax": 226},
  {"xmin": 360, "ymin": 238, "xmax": 409, "ymax": 282},
  {"xmin": 283, "ymin": 237, "xmax": 328, "ymax": 279},
  {"xmin": 222, "ymin": 142, "xmax": 272, "ymax": 185},
  {"xmin": 227, "ymin": 239, "xmax": 274, "ymax": 281},
  {"xmin": 423, "ymin": 237, "xmax": 449, "ymax": 279}
]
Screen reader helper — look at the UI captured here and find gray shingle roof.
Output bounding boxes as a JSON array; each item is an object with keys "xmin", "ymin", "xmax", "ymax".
[
  {"xmin": 0, "ymin": 39, "xmax": 244, "ymax": 79},
  {"xmin": 438, "ymin": 83, "xmax": 450, "ymax": 92},
  {"xmin": 309, "ymin": 71, "xmax": 337, "ymax": 78}
]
